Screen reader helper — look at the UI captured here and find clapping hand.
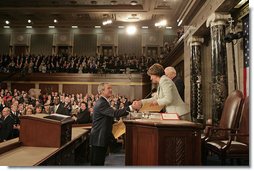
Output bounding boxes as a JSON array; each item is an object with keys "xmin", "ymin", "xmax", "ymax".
[{"xmin": 131, "ymin": 100, "xmax": 142, "ymax": 111}]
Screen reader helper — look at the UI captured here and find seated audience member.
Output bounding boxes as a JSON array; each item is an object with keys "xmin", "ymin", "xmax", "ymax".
[
  {"xmin": 74, "ymin": 102, "xmax": 91, "ymax": 124},
  {"xmin": 10, "ymin": 104, "xmax": 20, "ymax": 138},
  {"xmin": 25, "ymin": 107, "xmax": 34, "ymax": 115},
  {"xmin": 50, "ymin": 96, "xmax": 67, "ymax": 115},
  {"xmin": 0, "ymin": 107, "xmax": 16, "ymax": 142},
  {"xmin": 0, "ymin": 97, "xmax": 5, "ymax": 112},
  {"xmin": 63, "ymin": 96, "xmax": 72, "ymax": 116},
  {"xmin": 71, "ymin": 100, "xmax": 80, "ymax": 115},
  {"xmin": 35, "ymin": 104, "xmax": 43, "ymax": 114},
  {"xmin": 43, "ymin": 102, "xmax": 51, "ymax": 114},
  {"xmin": 17, "ymin": 103, "xmax": 25, "ymax": 116}
]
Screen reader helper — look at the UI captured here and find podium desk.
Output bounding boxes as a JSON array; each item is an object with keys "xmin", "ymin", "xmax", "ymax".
[
  {"xmin": 124, "ymin": 119, "xmax": 203, "ymax": 166},
  {"xmin": 0, "ymin": 127, "xmax": 89, "ymax": 166}
]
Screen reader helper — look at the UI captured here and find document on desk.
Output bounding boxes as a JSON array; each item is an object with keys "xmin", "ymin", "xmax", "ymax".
[
  {"xmin": 112, "ymin": 120, "xmax": 126, "ymax": 139},
  {"xmin": 139, "ymin": 102, "xmax": 165, "ymax": 112},
  {"xmin": 161, "ymin": 113, "xmax": 179, "ymax": 120}
]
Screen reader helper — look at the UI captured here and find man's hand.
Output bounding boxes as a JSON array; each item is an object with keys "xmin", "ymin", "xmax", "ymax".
[{"xmin": 131, "ymin": 100, "xmax": 142, "ymax": 111}]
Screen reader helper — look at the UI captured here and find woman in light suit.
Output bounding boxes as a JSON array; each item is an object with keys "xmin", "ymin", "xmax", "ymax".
[{"xmin": 140, "ymin": 63, "xmax": 191, "ymax": 121}]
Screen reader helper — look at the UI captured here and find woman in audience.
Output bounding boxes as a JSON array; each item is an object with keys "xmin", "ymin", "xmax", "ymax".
[
  {"xmin": 43, "ymin": 102, "xmax": 51, "ymax": 114},
  {"xmin": 35, "ymin": 104, "xmax": 43, "ymax": 114},
  {"xmin": 25, "ymin": 107, "xmax": 34, "ymax": 115}
]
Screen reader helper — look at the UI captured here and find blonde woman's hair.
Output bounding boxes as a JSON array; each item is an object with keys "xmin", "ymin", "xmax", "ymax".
[{"xmin": 147, "ymin": 63, "xmax": 164, "ymax": 77}]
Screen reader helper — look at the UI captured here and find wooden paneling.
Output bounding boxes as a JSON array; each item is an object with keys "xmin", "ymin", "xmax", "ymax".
[
  {"xmin": 1, "ymin": 73, "xmax": 151, "ymax": 100},
  {"xmin": 39, "ymin": 84, "xmax": 58, "ymax": 94},
  {"xmin": 73, "ymin": 34, "xmax": 97, "ymax": 56},
  {"xmin": 0, "ymin": 34, "xmax": 10, "ymax": 54},
  {"xmin": 136, "ymin": 126, "xmax": 157, "ymax": 165},
  {"xmin": 0, "ymin": 82, "xmax": 7, "ymax": 89},
  {"xmin": 30, "ymin": 34, "xmax": 53, "ymax": 55},
  {"xmin": 11, "ymin": 83, "xmax": 34, "ymax": 92},
  {"xmin": 19, "ymin": 115, "xmax": 72, "ymax": 148},
  {"xmin": 63, "ymin": 84, "xmax": 88, "ymax": 95},
  {"xmin": 92, "ymin": 84, "xmax": 98, "ymax": 95},
  {"xmin": 124, "ymin": 120, "xmax": 202, "ymax": 165}
]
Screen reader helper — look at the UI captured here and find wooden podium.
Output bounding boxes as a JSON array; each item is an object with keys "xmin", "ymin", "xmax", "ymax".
[
  {"xmin": 19, "ymin": 114, "xmax": 74, "ymax": 148},
  {"xmin": 124, "ymin": 119, "xmax": 203, "ymax": 165}
]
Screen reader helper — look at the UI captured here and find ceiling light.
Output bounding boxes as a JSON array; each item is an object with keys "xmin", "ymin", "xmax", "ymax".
[
  {"xmin": 28, "ymin": 19, "xmax": 32, "ymax": 23},
  {"xmin": 26, "ymin": 26, "xmax": 32, "ymax": 28},
  {"xmin": 5, "ymin": 20, "xmax": 10, "ymax": 25},
  {"xmin": 4, "ymin": 26, "xmax": 10, "ymax": 29},
  {"xmin": 72, "ymin": 25, "xmax": 78, "ymax": 28},
  {"xmin": 49, "ymin": 25, "xmax": 55, "ymax": 28},
  {"xmin": 102, "ymin": 19, "xmax": 112, "ymax": 25},
  {"xmin": 142, "ymin": 26, "xmax": 148, "ymax": 29},
  {"xmin": 130, "ymin": 0, "xmax": 137, "ymax": 5},
  {"xmin": 118, "ymin": 26, "xmax": 124, "ymax": 28},
  {"xmin": 95, "ymin": 25, "xmax": 101, "ymax": 28},
  {"xmin": 166, "ymin": 26, "xmax": 172, "ymax": 29},
  {"xmin": 126, "ymin": 25, "xmax": 137, "ymax": 35},
  {"xmin": 155, "ymin": 19, "xmax": 167, "ymax": 28},
  {"xmin": 54, "ymin": 19, "xmax": 58, "ymax": 23}
]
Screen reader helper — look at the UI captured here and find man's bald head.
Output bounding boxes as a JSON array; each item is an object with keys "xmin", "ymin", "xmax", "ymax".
[{"xmin": 164, "ymin": 66, "xmax": 176, "ymax": 79}]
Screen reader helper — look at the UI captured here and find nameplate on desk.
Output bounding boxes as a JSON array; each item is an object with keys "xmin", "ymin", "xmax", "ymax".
[{"xmin": 161, "ymin": 113, "xmax": 179, "ymax": 120}]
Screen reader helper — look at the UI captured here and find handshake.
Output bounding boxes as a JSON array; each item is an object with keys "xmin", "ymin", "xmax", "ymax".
[{"xmin": 131, "ymin": 100, "xmax": 142, "ymax": 111}]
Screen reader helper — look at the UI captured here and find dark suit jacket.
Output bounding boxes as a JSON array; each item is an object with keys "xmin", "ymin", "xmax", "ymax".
[
  {"xmin": 89, "ymin": 96, "xmax": 130, "ymax": 147},
  {"xmin": 76, "ymin": 109, "xmax": 91, "ymax": 124},
  {"xmin": 0, "ymin": 115, "xmax": 15, "ymax": 141},
  {"xmin": 51, "ymin": 102, "xmax": 71, "ymax": 116},
  {"xmin": 173, "ymin": 75, "xmax": 185, "ymax": 101}
]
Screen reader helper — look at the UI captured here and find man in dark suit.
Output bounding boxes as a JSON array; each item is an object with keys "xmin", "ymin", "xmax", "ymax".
[
  {"xmin": 89, "ymin": 82, "xmax": 141, "ymax": 165},
  {"xmin": 165, "ymin": 66, "xmax": 185, "ymax": 101},
  {"xmin": 10, "ymin": 104, "xmax": 20, "ymax": 138},
  {"xmin": 50, "ymin": 96, "xmax": 70, "ymax": 115},
  {"xmin": 0, "ymin": 107, "xmax": 16, "ymax": 142}
]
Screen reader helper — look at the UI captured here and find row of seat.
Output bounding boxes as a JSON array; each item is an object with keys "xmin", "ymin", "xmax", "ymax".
[{"xmin": 202, "ymin": 90, "xmax": 249, "ymax": 165}]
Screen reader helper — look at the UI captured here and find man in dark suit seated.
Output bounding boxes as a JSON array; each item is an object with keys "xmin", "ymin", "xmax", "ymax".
[{"xmin": 89, "ymin": 82, "xmax": 141, "ymax": 165}]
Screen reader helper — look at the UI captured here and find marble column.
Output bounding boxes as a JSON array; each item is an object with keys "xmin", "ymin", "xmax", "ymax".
[
  {"xmin": 188, "ymin": 37, "xmax": 204, "ymax": 123},
  {"xmin": 206, "ymin": 13, "xmax": 231, "ymax": 124}
]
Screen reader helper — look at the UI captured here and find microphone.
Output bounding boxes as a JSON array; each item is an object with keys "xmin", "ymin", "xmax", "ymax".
[{"xmin": 144, "ymin": 88, "xmax": 157, "ymax": 99}]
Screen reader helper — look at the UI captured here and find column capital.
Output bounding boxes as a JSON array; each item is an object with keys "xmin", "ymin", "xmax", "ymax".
[
  {"xmin": 187, "ymin": 36, "xmax": 204, "ymax": 46},
  {"xmin": 206, "ymin": 13, "xmax": 231, "ymax": 28}
]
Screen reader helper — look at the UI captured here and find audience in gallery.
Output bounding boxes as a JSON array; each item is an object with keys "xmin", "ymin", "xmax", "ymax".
[
  {"xmin": 0, "ymin": 53, "xmax": 161, "ymax": 74},
  {"xmin": 0, "ymin": 88, "xmax": 132, "ymax": 142}
]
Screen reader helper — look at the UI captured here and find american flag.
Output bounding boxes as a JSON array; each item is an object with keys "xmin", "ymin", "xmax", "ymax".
[{"xmin": 243, "ymin": 15, "xmax": 249, "ymax": 97}]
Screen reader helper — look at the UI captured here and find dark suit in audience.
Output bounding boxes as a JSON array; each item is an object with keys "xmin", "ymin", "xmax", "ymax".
[
  {"xmin": 76, "ymin": 108, "xmax": 91, "ymax": 124},
  {"xmin": 50, "ymin": 97, "xmax": 70, "ymax": 115},
  {"xmin": 0, "ymin": 108, "xmax": 16, "ymax": 142},
  {"xmin": 76, "ymin": 102, "xmax": 91, "ymax": 124}
]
